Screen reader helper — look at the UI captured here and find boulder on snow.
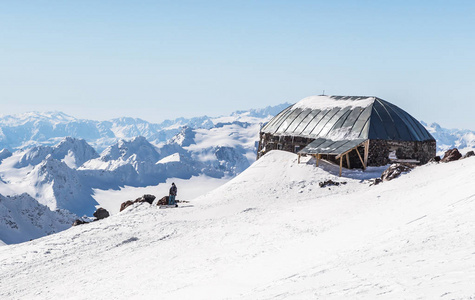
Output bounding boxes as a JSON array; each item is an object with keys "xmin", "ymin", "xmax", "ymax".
[
  {"xmin": 72, "ymin": 219, "xmax": 87, "ymax": 226},
  {"xmin": 381, "ymin": 163, "xmax": 415, "ymax": 182},
  {"xmin": 93, "ymin": 208, "xmax": 110, "ymax": 220},
  {"xmin": 137, "ymin": 194, "xmax": 156, "ymax": 204},
  {"xmin": 157, "ymin": 196, "xmax": 169, "ymax": 205},
  {"xmin": 462, "ymin": 151, "xmax": 475, "ymax": 159},
  {"xmin": 119, "ymin": 194, "xmax": 157, "ymax": 212},
  {"xmin": 441, "ymin": 148, "xmax": 462, "ymax": 162},
  {"xmin": 319, "ymin": 180, "xmax": 347, "ymax": 188},
  {"xmin": 120, "ymin": 200, "xmax": 135, "ymax": 212},
  {"xmin": 428, "ymin": 156, "xmax": 441, "ymax": 163}
]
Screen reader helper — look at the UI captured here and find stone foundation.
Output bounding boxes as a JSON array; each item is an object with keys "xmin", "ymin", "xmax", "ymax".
[
  {"xmin": 257, "ymin": 133, "xmax": 436, "ymax": 167},
  {"xmin": 257, "ymin": 132, "xmax": 314, "ymax": 159},
  {"xmin": 368, "ymin": 139, "xmax": 436, "ymax": 166}
]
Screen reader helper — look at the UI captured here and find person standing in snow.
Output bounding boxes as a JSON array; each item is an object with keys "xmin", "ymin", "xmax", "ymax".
[{"xmin": 169, "ymin": 183, "xmax": 177, "ymax": 205}]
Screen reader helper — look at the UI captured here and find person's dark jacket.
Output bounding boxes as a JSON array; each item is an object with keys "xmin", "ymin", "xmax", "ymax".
[{"xmin": 169, "ymin": 185, "xmax": 177, "ymax": 196}]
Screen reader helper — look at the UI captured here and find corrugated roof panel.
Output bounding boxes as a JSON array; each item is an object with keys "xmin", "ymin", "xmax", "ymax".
[
  {"xmin": 368, "ymin": 108, "xmax": 390, "ymax": 140},
  {"xmin": 309, "ymin": 107, "xmax": 341, "ymax": 137},
  {"xmin": 299, "ymin": 138, "xmax": 367, "ymax": 155},
  {"xmin": 261, "ymin": 106, "xmax": 292, "ymax": 133},
  {"xmin": 300, "ymin": 109, "xmax": 330, "ymax": 136},
  {"xmin": 372, "ymin": 100, "xmax": 399, "ymax": 139},
  {"xmin": 285, "ymin": 109, "xmax": 312, "ymax": 134},
  {"xmin": 275, "ymin": 108, "xmax": 303, "ymax": 134},
  {"xmin": 261, "ymin": 95, "xmax": 434, "ymax": 142},
  {"xmin": 319, "ymin": 108, "xmax": 352, "ymax": 138},
  {"xmin": 380, "ymin": 101, "xmax": 414, "ymax": 140},
  {"xmin": 351, "ymin": 105, "xmax": 373, "ymax": 138},
  {"xmin": 293, "ymin": 109, "xmax": 322, "ymax": 135},
  {"xmin": 265, "ymin": 106, "xmax": 295, "ymax": 134}
]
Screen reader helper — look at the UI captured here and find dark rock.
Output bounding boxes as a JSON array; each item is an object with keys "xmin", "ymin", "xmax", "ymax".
[
  {"xmin": 428, "ymin": 156, "xmax": 441, "ymax": 163},
  {"xmin": 157, "ymin": 196, "xmax": 169, "ymax": 206},
  {"xmin": 371, "ymin": 178, "xmax": 383, "ymax": 186},
  {"xmin": 120, "ymin": 200, "xmax": 134, "ymax": 212},
  {"xmin": 72, "ymin": 219, "xmax": 87, "ymax": 226},
  {"xmin": 462, "ymin": 151, "xmax": 475, "ymax": 159},
  {"xmin": 441, "ymin": 148, "xmax": 462, "ymax": 162},
  {"xmin": 120, "ymin": 194, "xmax": 158, "ymax": 212},
  {"xmin": 142, "ymin": 194, "xmax": 156, "ymax": 204},
  {"xmin": 381, "ymin": 163, "xmax": 415, "ymax": 182},
  {"xmin": 319, "ymin": 180, "xmax": 347, "ymax": 188},
  {"xmin": 93, "ymin": 207, "xmax": 110, "ymax": 220}
]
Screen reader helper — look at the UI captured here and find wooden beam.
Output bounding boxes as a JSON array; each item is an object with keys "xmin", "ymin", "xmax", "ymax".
[
  {"xmin": 298, "ymin": 153, "xmax": 301, "ymax": 164},
  {"xmin": 346, "ymin": 153, "xmax": 351, "ymax": 169},
  {"xmin": 339, "ymin": 156, "xmax": 343, "ymax": 177},
  {"xmin": 363, "ymin": 140, "xmax": 369, "ymax": 169},
  {"xmin": 355, "ymin": 147, "xmax": 365, "ymax": 169}
]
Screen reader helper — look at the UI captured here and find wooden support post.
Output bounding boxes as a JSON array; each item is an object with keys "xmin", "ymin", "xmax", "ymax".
[
  {"xmin": 339, "ymin": 156, "xmax": 343, "ymax": 177},
  {"xmin": 355, "ymin": 147, "xmax": 365, "ymax": 169},
  {"xmin": 345, "ymin": 153, "xmax": 351, "ymax": 169},
  {"xmin": 317, "ymin": 154, "xmax": 321, "ymax": 167},
  {"xmin": 298, "ymin": 153, "xmax": 301, "ymax": 164},
  {"xmin": 363, "ymin": 140, "xmax": 369, "ymax": 169}
]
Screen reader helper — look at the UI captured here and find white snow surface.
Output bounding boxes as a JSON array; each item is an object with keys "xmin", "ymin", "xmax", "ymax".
[
  {"xmin": 156, "ymin": 153, "xmax": 181, "ymax": 164},
  {"xmin": 292, "ymin": 95, "xmax": 375, "ymax": 111},
  {"xmin": 1, "ymin": 151, "xmax": 475, "ymax": 299}
]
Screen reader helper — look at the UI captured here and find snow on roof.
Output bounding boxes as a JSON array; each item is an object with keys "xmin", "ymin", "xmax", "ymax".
[
  {"xmin": 292, "ymin": 95, "xmax": 375, "ymax": 111},
  {"xmin": 261, "ymin": 95, "xmax": 434, "ymax": 142}
]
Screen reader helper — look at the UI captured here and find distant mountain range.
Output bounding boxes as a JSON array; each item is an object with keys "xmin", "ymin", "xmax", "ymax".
[{"xmin": 1, "ymin": 104, "xmax": 474, "ymax": 244}]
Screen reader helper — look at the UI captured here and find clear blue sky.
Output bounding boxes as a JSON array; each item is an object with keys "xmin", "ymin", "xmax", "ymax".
[{"xmin": 1, "ymin": 1, "xmax": 474, "ymax": 128}]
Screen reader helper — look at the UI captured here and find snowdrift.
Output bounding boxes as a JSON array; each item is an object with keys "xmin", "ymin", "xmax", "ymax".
[{"xmin": 1, "ymin": 151, "xmax": 475, "ymax": 299}]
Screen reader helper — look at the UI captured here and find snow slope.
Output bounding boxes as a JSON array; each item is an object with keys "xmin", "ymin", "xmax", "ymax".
[{"xmin": 1, "ymin": 151, "xmax": 474, "ymax": 299}]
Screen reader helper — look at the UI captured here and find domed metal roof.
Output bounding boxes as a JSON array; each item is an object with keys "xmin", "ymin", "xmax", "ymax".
[{"xmin": 261, "ymin": 95, "xmax": 434, "ymax": 142}]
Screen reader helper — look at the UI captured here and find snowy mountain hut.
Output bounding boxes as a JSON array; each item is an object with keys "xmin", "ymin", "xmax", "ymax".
[{"xmin": 257, "ymin": 95, "xmax": 436, "ymax": 175}]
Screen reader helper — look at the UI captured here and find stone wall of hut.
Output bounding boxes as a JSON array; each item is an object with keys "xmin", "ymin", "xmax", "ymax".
[
  {"xmin": 257, "ymin": 133, "xmax": 314, "ymax": 159},
  {"xmin": 258, "ymin": 132, "xmax": 436, "ymax": 167},
  {"xmin": 368, "ymin": 139, "xmax": 436, "ymax": 166}
]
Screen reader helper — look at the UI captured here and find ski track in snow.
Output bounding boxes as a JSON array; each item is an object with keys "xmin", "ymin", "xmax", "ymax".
[{"xmin": 1, "ymin": 151, "xmax": 475, "ymax": 299}]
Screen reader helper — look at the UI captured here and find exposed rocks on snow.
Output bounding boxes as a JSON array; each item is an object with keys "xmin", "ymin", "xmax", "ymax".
[
  {"xmin": 380, "ymin": 163, "xmax": 415, "ymax": 182},
  {"xmin": 462, "ymin": 150, "xmax": 475, "ymax": 159},
  {"xmin": 156, "ymin": 196, "xmax": 169, "ymax": 206},
  {"xmin": 72, "ymin": 219, "xmax": 87, "ymax": 226},
  {"xmin": 319, "ymin": 180, "xmax": 347, "ymax": 188},
  {"xmin": 93, "ymin": 208, "xmax": 110, "ymax": 220},
  {"xmin": 441, "ymin": 148, "xmax": 462, "ymax": 162},
  {"xmin": 429, "ymin": 156, "xmax": 441, "ymax": 163},
  {"xmin": 120, "ymin": 194, "xmax": 157, "ymax": 212}
]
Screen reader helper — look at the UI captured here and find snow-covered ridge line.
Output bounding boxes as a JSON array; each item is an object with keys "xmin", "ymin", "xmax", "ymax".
[{"xmin": 0, "ymin": 104, "xmax": 289, "ymax": 152}]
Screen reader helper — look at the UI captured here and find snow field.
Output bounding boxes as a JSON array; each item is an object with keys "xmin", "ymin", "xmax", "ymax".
[{"xmin": 1, "ymin": 151, "xmax": 475, "ymax": 299}]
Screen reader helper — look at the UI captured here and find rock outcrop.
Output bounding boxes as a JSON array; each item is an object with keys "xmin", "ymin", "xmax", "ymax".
[
  {"xmin": 93, "ymin": 208, "xmax": 110, "ymax": 220},
  {"xmin": 381, "ymin": 163, "xmax": 415, "ymax": 182},
  {"xmin": 462, "ymin": 151, "xmax": 475, "ymax": 159},
  {"xmin": 120, "ymin": 194, "xmax": 157, "ymax": 212},
  {"xmin": 441, "ymin": 148, "xmax": 462, "ymax": 162}
]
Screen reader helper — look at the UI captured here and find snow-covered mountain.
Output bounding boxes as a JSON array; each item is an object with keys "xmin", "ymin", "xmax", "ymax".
[
  {"xmin": 0, "ymin": 108, "xmax": 270, "ymax": 228},
  {"xmin": 0, "ymin": 193, "xmax": 76, "ymax": 244},
  {"xmin": 1, "ymin": 104, "xmax": 474, "ymax": 245},
  {"xmin": 423, "ymin": 122, "xmax": 475, "ymax": 155},
  {"xmin": 1, "ymin": 151, "xmax": 474, "ymax": 298},
  {"xmin": 0, "ymin": 103, "xmax": 289, "ymax": 152}
]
